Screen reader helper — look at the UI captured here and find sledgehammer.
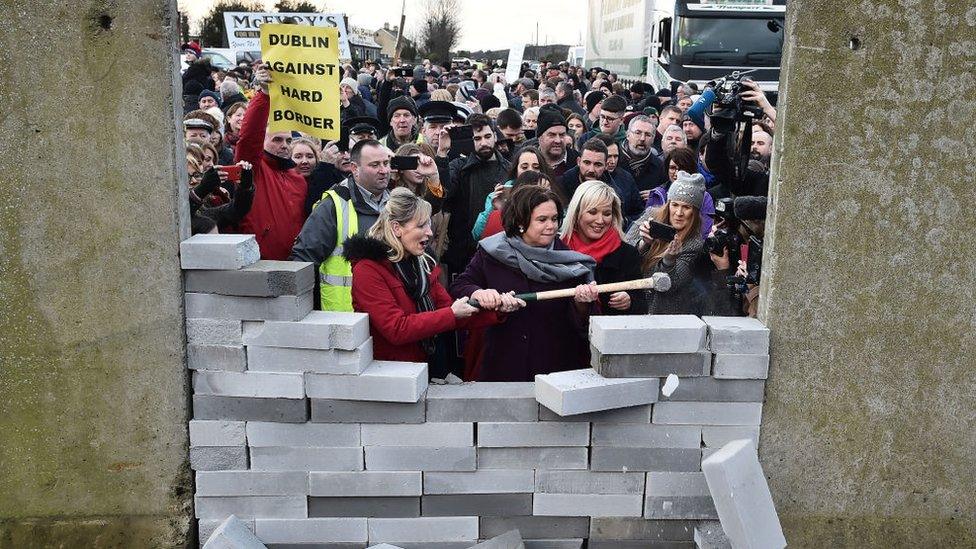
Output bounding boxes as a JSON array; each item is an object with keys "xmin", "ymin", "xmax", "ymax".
[{"xmin": 467, "ymin": 272, "xmax": 671, "ymax": 308}]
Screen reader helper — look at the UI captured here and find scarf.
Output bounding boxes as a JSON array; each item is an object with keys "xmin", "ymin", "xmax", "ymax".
[
  {"xmin": 392, "ymin": 256, "xmax": 436, "ymax": 356},
  {"xmin": 620, "ymin": 140, "xmax": 654, "ymax": 177},
  {"xmin": 480, "ymin": 233, "xmax": 596, "ymax": 283},
  {"xmin": 566, "ymin": 228, "xmax": 621, "ymax": 265}
]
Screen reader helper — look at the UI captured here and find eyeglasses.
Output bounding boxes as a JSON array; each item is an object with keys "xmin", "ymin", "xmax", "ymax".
[
  {"xmin": 599, "ymin": 114, "xmax": 620, "ymax": 123},
  {"xmin": 189, "ymin": 172, "xmax": 203, "ymax": 181}
]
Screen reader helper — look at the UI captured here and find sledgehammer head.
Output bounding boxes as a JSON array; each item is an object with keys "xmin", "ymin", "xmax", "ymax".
[{"xmin": 652, "ymin": 272, "xmax": 672, "ymax": 292}]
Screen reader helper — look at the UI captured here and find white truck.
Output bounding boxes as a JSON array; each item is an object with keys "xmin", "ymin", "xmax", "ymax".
[{"xmin": 585, "ymin": 0, "xmax": 786, "ymax": 92}]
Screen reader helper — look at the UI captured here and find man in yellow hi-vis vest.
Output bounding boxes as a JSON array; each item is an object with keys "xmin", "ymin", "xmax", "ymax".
[{"xmin": 290, "ymin": 139, "xmax": 391, "ymax": 311}]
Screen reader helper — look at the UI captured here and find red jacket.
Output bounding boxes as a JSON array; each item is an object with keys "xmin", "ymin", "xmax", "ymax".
[
  {"xmin": 345, "ymin": 236, "xmax": 498, "ymax": 363},
  {"xmin": 233, "ymin": 90, "xmax": 307, "ymax": 260}
]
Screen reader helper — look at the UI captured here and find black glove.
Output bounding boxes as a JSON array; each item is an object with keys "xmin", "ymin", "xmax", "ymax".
[
  {"xmin": 239, "ymin": 165, "xmax": 254, "ymax": 191},
  {"xmin": 193, "ymin": 168, "xmax": 221, "ymax": 201}
]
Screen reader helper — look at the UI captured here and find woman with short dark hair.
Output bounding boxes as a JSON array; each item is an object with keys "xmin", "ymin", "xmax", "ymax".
[{"xmin": 450, "ymin": 185, "xmax": 599, "ymax": 381}]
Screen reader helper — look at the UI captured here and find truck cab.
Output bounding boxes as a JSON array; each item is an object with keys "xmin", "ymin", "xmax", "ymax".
[{"xmin": 649, "ymin": 0, "xmax": 786, "ymax": 95}]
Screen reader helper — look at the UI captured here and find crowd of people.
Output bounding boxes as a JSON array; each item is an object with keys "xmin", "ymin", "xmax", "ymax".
[{"xmin": 180, "ymin": 41, "xmax": 774, "ymax": 381}]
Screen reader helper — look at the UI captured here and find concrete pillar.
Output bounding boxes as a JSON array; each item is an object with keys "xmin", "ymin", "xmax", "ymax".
[
  {"xmin": 759, "ymin": 0, "xmax": 976, "ymax": 546},
  {"xmin": 0, "ymin": 1, "xmax": 191, "ymax": 546}
]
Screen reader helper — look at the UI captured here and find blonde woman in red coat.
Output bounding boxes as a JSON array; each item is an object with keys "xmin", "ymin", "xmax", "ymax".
[{"xmin": 343, "ymin": 187, "xmax": 501, "ymax": 378}]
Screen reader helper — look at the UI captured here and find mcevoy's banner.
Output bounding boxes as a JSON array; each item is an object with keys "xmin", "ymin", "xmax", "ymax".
[
  {"xmin": 225, "ymin": 12, "xmax": 351, "ymax": 59},
  {"xmin": 261, "ymin": 23, "xmax": 340, "ymax": 141}
]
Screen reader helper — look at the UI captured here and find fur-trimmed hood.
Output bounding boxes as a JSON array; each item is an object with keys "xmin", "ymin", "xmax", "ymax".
[{"xmin": 342, "ymin": 234, "xmax": 391, "ymax": 264}]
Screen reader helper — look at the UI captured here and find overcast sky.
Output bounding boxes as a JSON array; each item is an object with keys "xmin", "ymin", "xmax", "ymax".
[{"xmin": 178, "ymin": 0, "xmax": 587, "ymax": 51}]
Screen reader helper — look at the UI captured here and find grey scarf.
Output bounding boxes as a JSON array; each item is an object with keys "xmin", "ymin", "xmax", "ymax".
[
  {"xmin": 480, "ymin": 233, "xmax": 596, "ymax": 283},
  {"xmin": 620, "ymin": 140, "xmax": 654, "ymax": 176}
]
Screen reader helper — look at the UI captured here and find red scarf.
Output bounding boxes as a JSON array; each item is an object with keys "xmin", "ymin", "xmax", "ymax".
[{"xmin": 566, "ymin": 228, "xmax": 621, "ymax": 264}]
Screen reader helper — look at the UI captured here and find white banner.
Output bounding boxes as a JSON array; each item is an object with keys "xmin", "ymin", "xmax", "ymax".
[
  {"xmin": 223, "ymin": 12, "xmax": 351, "ymax": 59},
  {"xmin": 504, "ymin": 43, "xmax": 526, "ymax": 83}
]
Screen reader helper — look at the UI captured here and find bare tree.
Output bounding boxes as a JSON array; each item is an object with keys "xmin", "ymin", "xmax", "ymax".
[
  {"xmin": 274, "ymin": 0, "xmax": 320, "ymax": 11},
  {"xmin": 199, "ymin": 0, "xmax": 262, "ymax": 47},
  {"xmin": 417, "ymin": 0, "xmax": 461, "ymax": 66}
]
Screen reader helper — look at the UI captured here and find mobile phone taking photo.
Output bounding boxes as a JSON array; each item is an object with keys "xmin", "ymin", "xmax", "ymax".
[
  {"xmin": 648, "ymin": 220, "xmax": 678, "ymax": 241},
  {"xmin": 390, "ymin": 155, "xmax": 420, "ymax": 171}
]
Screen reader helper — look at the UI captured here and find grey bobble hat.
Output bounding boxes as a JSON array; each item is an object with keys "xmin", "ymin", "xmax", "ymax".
[{"xmin": 668, "ymin": 170, "xmax": 706, "ymax": 209}]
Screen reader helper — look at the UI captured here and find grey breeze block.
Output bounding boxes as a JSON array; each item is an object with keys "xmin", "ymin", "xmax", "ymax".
[
  {"xmin": 591, "ymin": 347, "xmax": 710, "ymax": 377},
  {"xmin": 426, "ymin": 383, "xmax": 539, "ymax": 422},
  {"xmin": 701, "ymin": 316, "xmax": 770, "ymax": 354},
  {"xmin": 184, "ymin": 260, "xmax": 314, "ymax": 297},
  {"xmin": 589, "ymin": 314, "xmax": 707, "ymax": 355},
  {"xmin": 243, "ymin": 310, "xmax": 370, "ymax": 350},
  {"xmin": 535, "ymin": 369, "xmax": 659, "ymax": 416},
  {"xmin": 180, "ymin": 233, "xmax": 259, "ymax": 270},
  {"xmin": 185, "ymin": 291, "xmax": 313, "ymax": 321},
  {"xmin": 701, "ymin": 439, "xmax": 786, "ymax": 549}
]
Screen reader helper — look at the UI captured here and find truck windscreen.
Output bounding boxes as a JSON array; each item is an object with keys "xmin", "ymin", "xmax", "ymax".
[{"xmin": 675, "ymin": 17, "xmax": 783, "ymax": 66}]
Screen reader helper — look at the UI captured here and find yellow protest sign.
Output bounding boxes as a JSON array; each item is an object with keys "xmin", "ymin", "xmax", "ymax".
[{"xmin": 261, "ymin": 23, "xmax": 339, "ymax": 140}]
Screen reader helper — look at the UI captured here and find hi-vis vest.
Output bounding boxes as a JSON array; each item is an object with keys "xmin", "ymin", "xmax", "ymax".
[{"xmin": 318, "ymin": 189, "xmax": 358, "ymax": 311}]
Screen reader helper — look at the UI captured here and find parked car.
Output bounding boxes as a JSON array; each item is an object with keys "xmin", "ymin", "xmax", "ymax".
[{"xmin": 201, "ymin": 49, "xmax": 235, "ymax": 71}]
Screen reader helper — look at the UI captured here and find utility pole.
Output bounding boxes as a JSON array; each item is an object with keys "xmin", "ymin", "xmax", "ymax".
[{"xmin": 393, "ymin": 0, "xmax": 406, "ymax": 65}]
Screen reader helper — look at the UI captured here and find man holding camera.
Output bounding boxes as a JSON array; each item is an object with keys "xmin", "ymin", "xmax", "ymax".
[
  {"xmin": 704, "ymin": 79, "xmax": 775, "ymax": 197},
  {"xmin": 704, "ymin": 196, "xmax": 767, "ymax": 317},
  {"xmin": 438, "ymin": 113, "xmax": 511, "ymax": 276}
]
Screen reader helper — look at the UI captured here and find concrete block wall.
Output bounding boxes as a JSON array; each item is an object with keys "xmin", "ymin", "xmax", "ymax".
[{"xmin": 184, "ymin": 235, "xmax": 766, "ymax": 548}]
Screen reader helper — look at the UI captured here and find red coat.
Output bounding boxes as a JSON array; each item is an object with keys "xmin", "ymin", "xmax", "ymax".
[
  {"xmin": 347, "ymin": 237, "xmax": 498, "ymax": 363},
  {"xmin": 233, "ymin": 91, "xmax": 307, "ymax": 260}
]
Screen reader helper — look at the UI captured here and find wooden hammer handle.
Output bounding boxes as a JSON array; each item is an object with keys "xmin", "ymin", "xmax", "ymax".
[{"xmin": 523, "ymin": 277, "xmax": 657, "ymax": 302}]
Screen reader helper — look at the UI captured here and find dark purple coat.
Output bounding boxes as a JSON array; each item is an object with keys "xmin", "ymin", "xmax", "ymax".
[{"xmin": 449, "ymin": 242, "xmax": 593, "ymax": 382}]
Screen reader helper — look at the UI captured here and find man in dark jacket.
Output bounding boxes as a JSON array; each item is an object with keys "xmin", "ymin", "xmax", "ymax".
[
  {"xmin": 409, "ymin": 78, "xmax": 431, "ymax": 109},
  {"xmin": 519, "ymin": 106, "xmax": 580, "ymax": 180},
  {"xmin": 438, "ymin": 114, "xmax": 511, "ymax": 275},
  {"xmin": 576, "ymin": 94, "xmax": 628, "ymax": 146},
  {"xmin": 555, "ymin": 82, "xmax": 587, "ymax": 118},
  {"xmin": 593, "ymin": 133, "xmax": 644, "ymax": 230},
  {"xmin": 560, "ymin": 137, "xmax": 610, "ymax": 198},
  {"xmin": 619, "ymin": 114, "xmax": 667, "ymax": 197},
  {"xmin": 380, "ymin": 95, "xmax": 420, "ymax": 151}
]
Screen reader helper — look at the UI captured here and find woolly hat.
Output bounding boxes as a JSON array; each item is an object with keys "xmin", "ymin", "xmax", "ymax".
[
  {"xmin": 601, "ymin": 95, "xmax": 627, "ymax": 114},
  {"xmin": 733, "ymin": 196, "xmax": 768, "ymax": 221},
  {"xmin": 451, "ymin": 101, "xmax": 473, "ymax": 122},
  {"xmin": 458, "ymin": 80, "xmax": 477, "ymax": 101},
  {"xmin": 340, "ymin": 77, "xmax": 360, "ymax": 94},
  {"xmin": 682, "ymin": 113, "xmax": 704, "ymax": 132},
  {"xmin": 584, "ymin": 91, "xmax": 607, "ymax": 113},
  {"xmin": 198, "ymin": 89, "xmax": 222, "ymax": 108},
  {"xmin": 387, "ymin": 95, "xmax": 418, "ymax": 121},
  {"xmin": 479, "ymin": 93, "xmax": 501, "ymax": 112},
  {"xmin": 668, "ymin": 170, "xmax": 706, "ymax": 209},
  {"xmin": 410, "ymin": 78, "xmax": 428, "ymax": 94},
  {"xmin": 205, "ymin": 106, "xmax": 225, "ymax": 134},
  {"xmin": 536, "ymin": 106, "xmax": 567, "ymax": 136}
]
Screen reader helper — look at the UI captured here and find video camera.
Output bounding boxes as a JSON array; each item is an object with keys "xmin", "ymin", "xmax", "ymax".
[
  {"xmin": 709, "ymin": 70, "xmax": 765, "ymax": 124},
  {"xmin": 726, "ymin": 235, "xmax": 763, "ymax": 295},
  {"xmin": 703, "ymin": 198, "xmax": 742, "ymax": 258},
  {"xmin": 704, "ymin": 197, "xmax": 764, "ymax": 295}
]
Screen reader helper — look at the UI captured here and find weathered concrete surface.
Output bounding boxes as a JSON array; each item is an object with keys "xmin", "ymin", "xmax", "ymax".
[
  {"xmin": 759, "ymin": 1, "xmax": 976, "ymax": 546},
  {"xmin": 0, "ymin": 1, "xmax": 192, "ymax": 547}
]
